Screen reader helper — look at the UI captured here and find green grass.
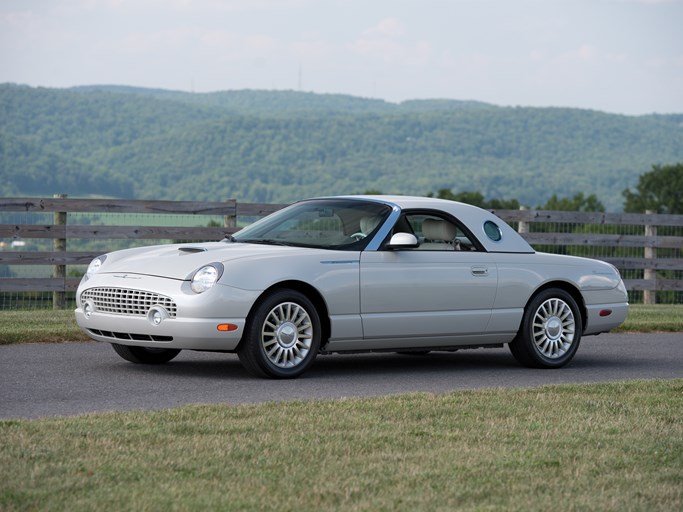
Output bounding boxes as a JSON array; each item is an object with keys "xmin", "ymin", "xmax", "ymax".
[
  {"xmin": 613, "ymin": 304, "xmax": 683, "ymax": 333},
  {"xmin": 0, "ymin": 310, "xmax": 89, "ymax": 344},
  {"xmin": 1, "ymin": 380, "xmax": 681, "ymax": 511},
  {"xmin": 0, "ymin": 303, "xmax": 680, "ymax": 345}
]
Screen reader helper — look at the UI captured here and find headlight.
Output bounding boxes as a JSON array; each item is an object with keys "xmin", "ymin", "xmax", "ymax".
[
  {"xmin": 84, "ymin": 256, "xmax": 107, "ymax": 281},
  {"xmin": 191, "ymin": 263, "xmax": 224, "ymax": 293}
]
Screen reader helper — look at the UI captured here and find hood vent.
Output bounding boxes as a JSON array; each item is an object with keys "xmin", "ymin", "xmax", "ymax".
[{"xmin": 178, "ymin": 247, "xmax": 207, "ymax": 254}]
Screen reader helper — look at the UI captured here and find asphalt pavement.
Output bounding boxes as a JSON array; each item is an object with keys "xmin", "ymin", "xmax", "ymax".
[{"xmin": 1, "ymin": 332, "xmax": 681, "ymax": 419}]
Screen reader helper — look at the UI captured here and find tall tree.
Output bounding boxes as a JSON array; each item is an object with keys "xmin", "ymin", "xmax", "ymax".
[
  {"xmin": 623, "ymin": 163, "xmax": 683, "ymax": 214},
  {"xmin": 538, "ymin": 192, "xmax": 605, "ymax": 212},
  {"xmin": 432, "ymin": 189, "xmax": 520, "ymax": 209}
]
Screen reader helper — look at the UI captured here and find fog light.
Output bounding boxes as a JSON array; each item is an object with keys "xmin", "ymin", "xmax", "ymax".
[
  {"xmin": 147, "ymin": 306, "xmax": 169, "ymax": 326},
  {"xmin": 83, "ymin": 300, "xmax": 94, "ymax": 319}
]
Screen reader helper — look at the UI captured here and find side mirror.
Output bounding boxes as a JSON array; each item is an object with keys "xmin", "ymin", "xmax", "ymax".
[{"xmin": 387, "ymin": 232, "xmax": 419, "ymax": 249}]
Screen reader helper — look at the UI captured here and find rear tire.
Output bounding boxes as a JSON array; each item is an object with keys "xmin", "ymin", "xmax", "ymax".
[
  {"xmin": 509, "ymin": 288, "xmax": 582, "ymax": 368},
  {"xmin": 111, "ymin": 343, "xmax": 181, "ymax": 364},
  {"xmin": 238, "ymin": 289, "xmax": 321, "ymax": 379}
]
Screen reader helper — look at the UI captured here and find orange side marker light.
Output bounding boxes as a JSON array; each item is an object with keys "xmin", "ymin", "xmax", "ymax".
[{"xmin": 217, "ymin": 324, "xmax": 239, "ymax": 332}]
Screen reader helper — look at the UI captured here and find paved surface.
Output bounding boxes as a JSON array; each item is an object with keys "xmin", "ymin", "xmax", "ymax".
[{"xmin": 1, "ymin": 332, "xmax": 681, "ymax": 419}]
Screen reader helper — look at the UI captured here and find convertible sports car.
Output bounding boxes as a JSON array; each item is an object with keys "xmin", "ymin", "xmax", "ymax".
[{"xmin": 75, "ymin": 195, "xmax": 628, "ymax": 378}]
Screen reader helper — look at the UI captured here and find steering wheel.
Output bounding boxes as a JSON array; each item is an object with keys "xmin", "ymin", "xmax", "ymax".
[{"xmin": 349, "ymin": 232, "xmax": 367, "ymax": 241}]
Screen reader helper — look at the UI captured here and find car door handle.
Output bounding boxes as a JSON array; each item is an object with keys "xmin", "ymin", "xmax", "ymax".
[{"xmin": 471, "ymin": 266, "xmax": 489, "ymax": 276}]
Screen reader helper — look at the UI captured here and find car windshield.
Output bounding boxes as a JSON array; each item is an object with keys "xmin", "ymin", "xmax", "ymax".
[{"xmin": 231, "ymin": 198, "xmax": 391, "ymax": 250}]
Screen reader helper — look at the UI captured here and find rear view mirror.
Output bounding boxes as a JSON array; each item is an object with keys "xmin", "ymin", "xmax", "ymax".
[{"xmin": 387, "ymin": 233, "xmax": 419, "ymax": 249}]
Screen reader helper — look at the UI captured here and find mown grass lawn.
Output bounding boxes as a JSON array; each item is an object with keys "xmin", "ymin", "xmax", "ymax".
[
  {"xmin": 1, "ymin": 380, "xmax": 681, "ymax": 511},
  {"xmin": 1, "ymin": 306, "xmax": 681, "ymax": 510}
]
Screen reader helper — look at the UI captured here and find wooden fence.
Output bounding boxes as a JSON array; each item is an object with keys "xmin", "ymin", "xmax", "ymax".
[
  {"xmin": 0, "ymin": 197, "xmax": 284, "ymax": 307},
  {"xmin": 1, "ymin": 196, "xmax": 682, "ymax": 307}
]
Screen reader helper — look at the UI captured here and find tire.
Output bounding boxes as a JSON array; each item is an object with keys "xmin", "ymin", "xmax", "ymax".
[
  {"xmin": 238, "ymin": 289, "xmax": 321, "ymax": 379},
  {"xmin": 111, "ymin": 343, "xmax": 181, "ymax": 364},
  {"xmin": 508, "ymin": 288, "xmax": 582, "ymax": 369}
]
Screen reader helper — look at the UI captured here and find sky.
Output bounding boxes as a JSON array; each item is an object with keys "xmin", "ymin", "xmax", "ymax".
[{"xmin": 1, "ymin": 0, "xmax": 682, "ymax": 115}]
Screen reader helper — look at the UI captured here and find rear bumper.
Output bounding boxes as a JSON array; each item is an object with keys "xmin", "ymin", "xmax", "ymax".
[{"xmin": 584, "ymin": 302, "xmax": 629, "ymax": 335}]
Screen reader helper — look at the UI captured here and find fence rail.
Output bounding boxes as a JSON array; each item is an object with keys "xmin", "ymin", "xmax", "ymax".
[{"xmin": 1, "ymin": 197, "xmax": 681, "ymax": 307}]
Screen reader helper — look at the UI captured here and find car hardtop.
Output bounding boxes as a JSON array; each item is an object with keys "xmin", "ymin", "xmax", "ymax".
[{"xmin": 319, "ymin": 195, "xmax": 535, "ymax": 254}]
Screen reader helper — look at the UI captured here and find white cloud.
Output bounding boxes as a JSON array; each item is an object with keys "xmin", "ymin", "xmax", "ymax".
[
  {"xmin": 1, "ymin": 0, "xmax": 681, "ymax": 113},
  {"xmin": 75, "ymin": 0, "xmax": 309, "ymax": 13},
  {"xmin": 350, "ymin": 17, "xmax": 433, "ymax": 65},
  {"xmin": 201, "ymin": 31, "xmax": 276, "ymax": 53},
  {"xmin": 362, "ymin": 17, "xmax": 405, "ymax": 38},
  {"xmin": 121, "ymin": 27, "xmax": 198, "ymax": 52},
  {"xmin": 568, "ymin": 44, "xmax": 599, "ymax": 63},
  {"xmin": 610, "ymin": 0, "xmax": 681, "ymax": 4}
]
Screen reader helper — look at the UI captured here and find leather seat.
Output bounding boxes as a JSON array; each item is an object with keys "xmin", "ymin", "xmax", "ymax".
[
  {"xmin": 419, "ymin": 219, "xmax": 457, "ymax": 250},
  {"xmin": 360, "ymin": 215, "xmax": 382, "ymax": 235}
]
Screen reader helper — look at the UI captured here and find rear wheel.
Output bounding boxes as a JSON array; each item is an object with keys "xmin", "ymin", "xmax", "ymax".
[
  {"xmin": 111, "ymin": 343, "xmax": 181, "ymax": 364},
  {"xmin": 509, "ymin": 288, "xmax": 582, "ymax": 368},
  {"xmin": 238, "ymin": 289, "xmax": 321, "ymax": 378}
]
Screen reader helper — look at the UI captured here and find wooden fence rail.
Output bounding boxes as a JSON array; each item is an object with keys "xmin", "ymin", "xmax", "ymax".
[{"xmin": 1, "ymin": 197, "xmax": 681, "ymax": 307}]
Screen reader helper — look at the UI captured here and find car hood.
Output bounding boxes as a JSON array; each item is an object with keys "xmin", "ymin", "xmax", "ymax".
[{"xmin": 99, "ymin": 241, "xmax": 307, "ymax": 280}]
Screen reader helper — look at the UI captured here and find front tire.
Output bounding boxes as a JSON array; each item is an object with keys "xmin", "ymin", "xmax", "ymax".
[
  {"xmin": 509, "ymin": 288, "xmax": 582, "ymax": 368},
  {"xmin": 111, "ymin": 343, "xmax": 181, "ymax": 364},
  {"xmin": 238, "ymin": 289, "xmax": 321, "ymax": 378}
]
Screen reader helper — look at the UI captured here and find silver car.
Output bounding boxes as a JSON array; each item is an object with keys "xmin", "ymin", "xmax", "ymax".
[{"xmin": 75, "ymin": 196, "xmax": 629, "ymax": 378}]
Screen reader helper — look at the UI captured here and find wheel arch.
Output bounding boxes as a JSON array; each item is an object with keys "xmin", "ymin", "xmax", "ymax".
[
  {"xmin": 527, "ymin": 280, "xmax": 587, "ymax": 333},
  {"xmin": 244, "ymin": 280, "xmax": 331, "ymax": 346}
]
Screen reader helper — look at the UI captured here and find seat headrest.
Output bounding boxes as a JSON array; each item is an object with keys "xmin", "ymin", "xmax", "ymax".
[
  {"xmin": 360, "ymin": 215, "xmax": 382, "ymax": 234},
  {"xmin": 422, "ymin": 219, "xmax": 457, "ymax": 241}
]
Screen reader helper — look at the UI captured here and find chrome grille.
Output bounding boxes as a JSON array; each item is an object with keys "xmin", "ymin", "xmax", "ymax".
[{"xmin": 81, "ymin": 287, "xmax": 177, "ymax": 318}]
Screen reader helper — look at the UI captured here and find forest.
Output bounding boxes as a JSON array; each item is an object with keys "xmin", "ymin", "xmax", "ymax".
[{"xmin": 1, "ymin": 83, "xmax": 682, "ymax": 211}]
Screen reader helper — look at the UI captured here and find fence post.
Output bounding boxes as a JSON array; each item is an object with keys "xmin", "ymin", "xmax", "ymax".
[
  {"xmin": 53, "ymin": 194, "xmax": 67, "ymax": 309},
  {"xmin": 643, "ymin": 210, "xmax": 656, "ymax": 305},
  {"xmin": 518, "ymin": 206, "xmax": 529, "ymax": 234},
  {"xmin": 224, "ymin": 199, "xmax": 237, "ymax": 230}
]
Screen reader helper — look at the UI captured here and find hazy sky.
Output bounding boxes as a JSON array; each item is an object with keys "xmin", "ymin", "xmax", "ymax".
[{"xmin": 1, "ymin": 0, "xmax": 682, "ymax": 115}]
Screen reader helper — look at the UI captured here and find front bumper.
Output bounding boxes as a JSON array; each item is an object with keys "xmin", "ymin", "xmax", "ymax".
[
  {"xmin": 75, "ymin": 309, "xmax": 245, "ymax": 350},
  {"xmin": 75, "ymin": 272, "xmax": 261, "ymax": 351}
]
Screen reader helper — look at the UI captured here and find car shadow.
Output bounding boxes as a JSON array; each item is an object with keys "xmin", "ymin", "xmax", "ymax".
[
  {"xmin": 309, "ymin": 350, "xmax": 519, "ymax": 376},
  {"xmin": 109, "ymin": 343, "xmax": 639, "ymax": 382},
  {"xmin": 113, "ymin": 348, "xmax": 522, "ymax": 380}
]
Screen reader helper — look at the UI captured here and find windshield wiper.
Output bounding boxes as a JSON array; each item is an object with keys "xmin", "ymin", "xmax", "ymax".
[{"xmin": 238, "ymin": 239, "xmax": 297, "ymax": 247}]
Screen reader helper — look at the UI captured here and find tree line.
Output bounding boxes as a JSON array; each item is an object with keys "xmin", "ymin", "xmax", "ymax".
[{"xmin": 1, "ymin": 84, "xmax": 682, "ymax": 211}]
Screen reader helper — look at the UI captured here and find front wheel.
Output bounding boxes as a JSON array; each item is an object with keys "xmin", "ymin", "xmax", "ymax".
[
  {"xmin": 508, "ymin": 288, "xmax": 582, "ymax": 368},
  {"xmin": 238, "ymin": 289, "xmax": 321, "ymax": 378},
  {"xmin": 111, "ymin": 344, "xmax": 181, "ymax": 364}
]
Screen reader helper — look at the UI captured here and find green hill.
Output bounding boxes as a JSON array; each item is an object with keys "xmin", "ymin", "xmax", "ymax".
[{"xmin": 1, "ymin": 83, "xmax": 681, "ymax": 210}]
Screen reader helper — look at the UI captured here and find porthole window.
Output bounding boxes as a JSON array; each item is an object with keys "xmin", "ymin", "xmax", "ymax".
[{"xmin": 483, "ymin": 220, "xmax": 502, "ymax": 242}]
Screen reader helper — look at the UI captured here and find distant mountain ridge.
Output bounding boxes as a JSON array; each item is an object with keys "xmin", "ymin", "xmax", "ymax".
[
  {"xmin": 1, "ymin": 83, "xmax": 681, "ymax": 211},
  {"xmin": 69, "ymin": 85, "xmax": 496, "ymax": 113}
]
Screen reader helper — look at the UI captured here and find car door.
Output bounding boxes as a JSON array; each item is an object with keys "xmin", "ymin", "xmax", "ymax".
[{"xmin": 359, "ymin": 211, "xmax": 498, "ymax": 343}]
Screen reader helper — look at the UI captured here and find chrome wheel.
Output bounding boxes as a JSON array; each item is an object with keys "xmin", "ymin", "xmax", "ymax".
[
  {"xmin": 239, "ymin": 289, "xmax": 321, "ymax": 378},
  {"xmin": 508, "ymin": 288, "xmax": 583, "ymax": 369},
  {"xmin": 261, "ymin": 302, "xmax": 314, "ymax": 368},
  {"xmin": 532, "ymin": 298, "xmax": 576, "ymax": 359}
]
